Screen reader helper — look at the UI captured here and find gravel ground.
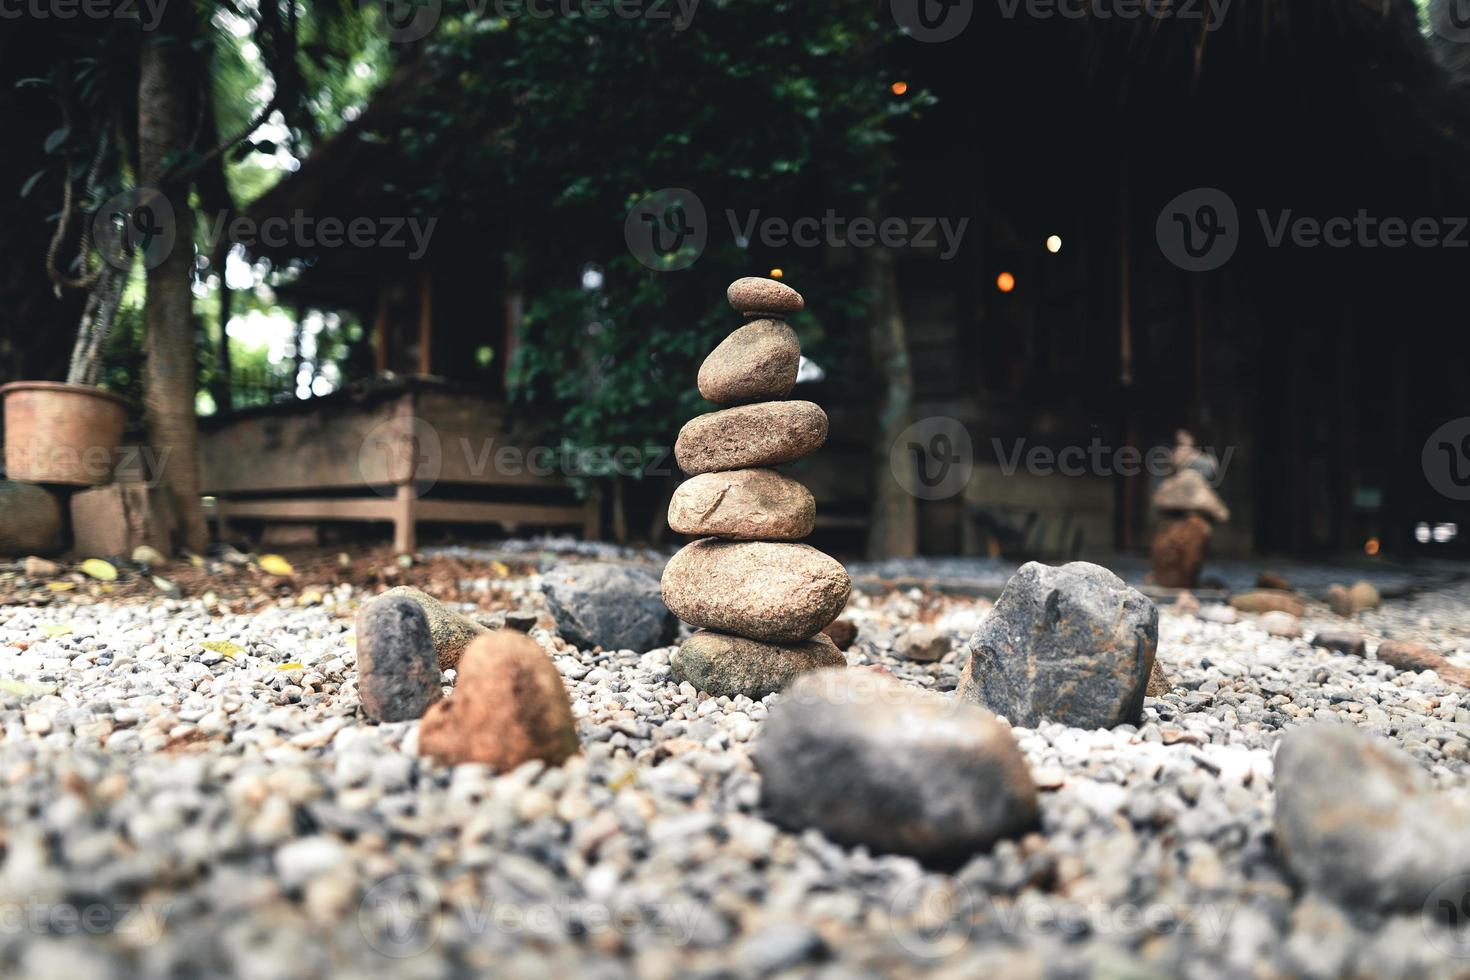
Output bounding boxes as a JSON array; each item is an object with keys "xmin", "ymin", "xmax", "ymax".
[{"xmin": 2, "ymin": 546, "xmax": 1469, "ymax": 979}]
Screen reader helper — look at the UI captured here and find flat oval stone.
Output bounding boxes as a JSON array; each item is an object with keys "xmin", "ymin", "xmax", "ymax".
[
  {"xmin": 661, "ymin": 539, "xmax": 851, "ymax": 643},
  {"xmin": 697, "ymin": 319, "xmax": 799, "ymax": 405},
  {"xmin": 668, "ymin": 469, "xmax": 814, "ymax": 540},
  {"xmin": 727, "ymin": 277, "xmax": 804, "ymax": 316},
  {"xmin": 671, "ymin": 630, "xmax": 845, "ymax": 699},
  {"xmin": 675, "ymin": 401, "xmax": 827, "ymax": 475}
]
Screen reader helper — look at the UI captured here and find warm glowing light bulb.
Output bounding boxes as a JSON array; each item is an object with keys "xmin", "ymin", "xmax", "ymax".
[
  {"xmin": 891, "ymin": 81, "xmax": 909, "ymax": 96},
  {"xmin": 1046, "ymin": 235, "xmax": 1062, "ymax": 253},
  {"xmin": 768, "ymin": 268, "xmax": 784, "ymax": 279},
  {"xmin": 1365, "ymin": 537, "xmax": 1380, "ymax": 556},
  {"xmin": 996, "ymin": 271, "xmax": 1016, "ymax": 293}
]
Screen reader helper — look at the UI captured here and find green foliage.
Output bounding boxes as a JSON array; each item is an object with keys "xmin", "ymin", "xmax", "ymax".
[{"xmin": 395, "ymin": 0, "xmax": 923, "ymax": 477}]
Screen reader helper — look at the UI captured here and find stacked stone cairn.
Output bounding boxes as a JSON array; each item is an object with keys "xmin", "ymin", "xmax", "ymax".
[
  {"xmin": 661, "ymin": 277, "xmax": 851, "ymax": 699},
  {"xmin": 1149, "ymin": 430, "xmax": 1230, "ymax": 589}
]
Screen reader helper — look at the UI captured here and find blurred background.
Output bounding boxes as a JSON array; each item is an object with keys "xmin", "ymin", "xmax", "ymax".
[{"xmin": 3, "ymin": 0, "xmax": 1470, "ymax": 564}]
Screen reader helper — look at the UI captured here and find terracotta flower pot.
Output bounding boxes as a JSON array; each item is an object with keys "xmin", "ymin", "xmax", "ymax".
[{"xmin": 1, "ymin": 381, "xmax": 129, "ymax": 486}]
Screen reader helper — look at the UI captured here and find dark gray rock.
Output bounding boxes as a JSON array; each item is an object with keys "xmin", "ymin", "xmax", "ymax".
[
  {"xmin": 354, "ymin": 595, "xmax": 442, "ymax": 722},
  {"xmin": 754, "ymin": 669, "xmax": 1038, "ymax": 865},
  {"xmin": 542, "ymin": 562, "xmax": 677, "ymax": 652},
  {"xmin": 1274, "ymin": 722, "xmax": 1470, "ymax": 911},
  {"xmin": 959, "ymin": 561, "xmax": 1158, "ymax": 729},
  {"xmin": 1310, "ymin": 630, "xmax": 1366, "ymax": 657},
  {"xmin": 0, "ymin": 480, "xmax": 65, "ymax": 556}
]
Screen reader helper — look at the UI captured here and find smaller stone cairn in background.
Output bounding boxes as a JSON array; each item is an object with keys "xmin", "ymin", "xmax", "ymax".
[{"xmin": 1149, "ymin": 430, "xmax": 1229, "ymax": 589}]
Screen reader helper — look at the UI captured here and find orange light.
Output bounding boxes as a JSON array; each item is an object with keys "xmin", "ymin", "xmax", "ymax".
[
  {"xmin": 891, "ymin": 81, "xmax": 909, "ymax": 96},
  {"xmin": 768, "ymin": 268, "xmax": 784, "ymax": 279},
  {"xmin": 1365, "ymin": 537, "xmax": 1380, "ymax": 556},
  {"xmin": 996, "ymin": 271, "xmax": 1016, "ymax": 293}
]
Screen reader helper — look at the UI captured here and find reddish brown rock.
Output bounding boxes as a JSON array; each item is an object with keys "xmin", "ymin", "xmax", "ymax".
[
  {"xmin": 727, "ymin": 276, "xmax": 804, "ymax": 317},
  {"xmin": 418, "ymin": 633, "xmax": 579, "ymax": 770},
  {"xmin": 667, "ymin": 469, "xmax": 814, "ymax": 541},
  {"xmin": 675, "ymin": 401, "xmax": 828, "ymax": 476},
  {"xmin": 697, "ymin": 319, "xmax": 800, "ymax": 406},
  {"xmin": 1256, "ymin": 570, "xmax": 1293, "ymax": 592},
  {"xmin": 821, "ymin": 619, "xmax": 858, "ymax": 651},
  {"xmin": 1230, "ymin": 590, "xmax": 1307, "ymax": 618},
  {"xmin": 1376, "ymin": 641, "xmax": 1470, "ymax": 686},
  {"xmin": 1149, "ymin": 513, "xmax": 1211, "ymax": 589},
  {"xmin": 661, "ymin": 539, "xmax": 852, "ymax": 643}
]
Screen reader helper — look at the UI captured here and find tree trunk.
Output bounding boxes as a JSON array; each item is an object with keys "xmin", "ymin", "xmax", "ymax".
[
  {"xmin": 866, "ymin": 243, "xmax": 918, "ymax": 559},
  {"xmin": 139, "ymin": 23, "xmax": 208, "ymax": 553}
]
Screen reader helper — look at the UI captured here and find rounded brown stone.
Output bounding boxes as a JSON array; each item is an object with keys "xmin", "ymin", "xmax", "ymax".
[
  {"xmin": 418, "ymin": 632, "xmax": 579, "ymax": 770},
  {"xmin": 671, "ymin": 630, "xmax": 845, "ymax": 699},
  {"xmin": 697, "ymin": 319, "xmax": 800, "ymax": 405},
  {"xmin": 667, "ymin": 469, "xmax": 815, "ymax": 541},
  {"xmin": 675, "ymin": 401, "xmax": 827, "ymax": 476},
  {"xmin": 660, "ymin": 539, "xmax": 851, "ymax": 643},
  {"xmin": 727, "ymin": 277, "xmax": 804, "ymax": 317}
]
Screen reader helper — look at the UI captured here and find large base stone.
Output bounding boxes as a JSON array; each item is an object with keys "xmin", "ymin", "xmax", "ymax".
[{"xmin": 671, "ymin": 630, "xmax": 844, "ymax": 700}]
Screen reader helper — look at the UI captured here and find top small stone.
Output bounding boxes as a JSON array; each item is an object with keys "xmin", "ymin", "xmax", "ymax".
[{"xmin": 727, "ymin": 277, "xmax": 804, "ymax": 317}]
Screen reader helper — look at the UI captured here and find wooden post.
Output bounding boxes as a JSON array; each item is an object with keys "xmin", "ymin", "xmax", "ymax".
[
  {"xmin": 393, "ymin": 483, "xmax": 417, "ymax": 554},
  {"xmin": 417, "ymin": 265, "xmax": 435, "ymax": 376}
]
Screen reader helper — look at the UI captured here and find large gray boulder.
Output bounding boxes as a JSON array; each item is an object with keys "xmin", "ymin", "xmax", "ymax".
[
  {"xmin": 754, "ymin": 669, "xmax": 1039, "ymax": 865},
  {"xmin": 1274, "ymin": 722, "xmax": 1470, "ymax": 911},
  {"xmin": 542, "ymin": 562, "xmax": 677, "ymax": 652},
  {"xmin": 960, "ymin": 561, "xmax": 1158, "ymax": 729}
]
